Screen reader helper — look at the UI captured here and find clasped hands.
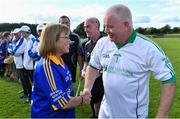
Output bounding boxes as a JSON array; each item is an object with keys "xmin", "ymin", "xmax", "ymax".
[{"xmin": 80, "ymin": 89, "xmax": 91, "ymax": 105}]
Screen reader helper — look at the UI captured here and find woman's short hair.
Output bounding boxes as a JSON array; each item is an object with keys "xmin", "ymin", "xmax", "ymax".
[
  {"xmin": 39, "ymin": 23, "xmax": 70, "ymax": 58},
  {"xmin": 2, "ymin": 31, "xmax": 10, "ymax": 39}
]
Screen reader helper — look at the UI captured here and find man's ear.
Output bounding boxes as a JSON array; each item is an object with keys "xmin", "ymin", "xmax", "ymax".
[
  {"xmin": 123, "ymin": 21, "xmax": 130, "ymax": 31},
  {"xmin": 124, "ymin": 21, "xmax": 129, "ymax": 27}
]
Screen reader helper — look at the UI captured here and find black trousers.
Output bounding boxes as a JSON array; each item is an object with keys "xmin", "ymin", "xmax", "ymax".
[
  {"xmin": 25, "ymin": 69, "xmax": 34, "ymax": 100},
  {"xmin": 18, "ymin": 68, "xmax": 29, "ymax": 96},
  {"xmin": 18, "ymin": 68, "xmax": 34, "ymax": 99}
]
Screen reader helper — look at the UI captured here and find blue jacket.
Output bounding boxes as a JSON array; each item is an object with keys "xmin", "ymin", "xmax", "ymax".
[
  {"xmin": 0, "ymin": 39, "xmax": 8, "ymax": 64},
  {"xmin": 28, "ymin": 37, "xmax": 40, "ymax": 60},
  {"xmin": 11, "ymin": 37, "xmax": 26, "ymax": 69},
  {"xmin": 31, "ymin": 55, "xmax": 75, "ymax": 118}
]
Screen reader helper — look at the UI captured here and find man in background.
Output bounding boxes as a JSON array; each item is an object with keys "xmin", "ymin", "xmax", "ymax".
[
  {"xmin": 81, "ymin": 17, "xmax": 104, "ymax": 118},
  {"xmin": 59, "ymin": 15, "xmax": 82, "ymax": 83}
]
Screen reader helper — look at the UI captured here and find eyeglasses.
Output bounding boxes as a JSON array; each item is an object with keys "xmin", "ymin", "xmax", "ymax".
[{"xmin": 59, "ymin": 36, "xmax": 70, "ymax": 39}]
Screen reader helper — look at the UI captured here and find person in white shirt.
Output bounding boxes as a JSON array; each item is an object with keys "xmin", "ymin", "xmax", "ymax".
[
  {"xmin": 20, "ymin": 25, "xmax": 36, "ymax": 102},
  {"xmin": 81, "ymin": 4, "xmax": 176, "ymax": 118},
  {"xmin": 11, "ymin": 28, "xmax": 30, "ymax": 101}
]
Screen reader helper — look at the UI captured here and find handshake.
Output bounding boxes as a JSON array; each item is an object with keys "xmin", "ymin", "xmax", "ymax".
[{"xmin": 79, "ymin": 89, "xmax": 91, "ymax": 105}]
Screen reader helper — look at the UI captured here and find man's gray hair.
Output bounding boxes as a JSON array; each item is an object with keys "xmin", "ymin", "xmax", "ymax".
[
  {"xmin": 85, "ymin": 17, "xmax": 100, "ymax": 30},
  {"xmin": 107, "ymin": 4, "xmax": 132, "ymax": 24}
]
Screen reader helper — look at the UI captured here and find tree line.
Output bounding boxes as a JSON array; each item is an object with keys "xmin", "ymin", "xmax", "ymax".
[
  {"xmin": 74, "ymin": 22, "xmax": 180, "ymax": 38},
  {"xmin": 136, "ymin": 24, "xmax": 180, "ymax": 36},
  {"xmin": 1, "ymin": 23, "xmax": 180, "ymax": 38},
  {"xmin": 0, "ymin": 23, "xmax": 38, "ymax": 36}
]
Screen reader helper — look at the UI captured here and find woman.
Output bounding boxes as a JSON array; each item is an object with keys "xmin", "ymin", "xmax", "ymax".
[{"xmin": 31, "ymin": 23, "xmax": 90, "ymax": 118}]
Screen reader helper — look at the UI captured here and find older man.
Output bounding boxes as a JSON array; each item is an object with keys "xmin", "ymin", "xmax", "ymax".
[
  {"xmin": 82, "ymin": 4, "xmax": 176, "ymax": 118},
  {"xmin": 81, "ymin": 17, "xmax": 104, "ymax": 118},
  {"xmin": 11, "ymin": 28, "xmax": 29, "ymax": 101}
]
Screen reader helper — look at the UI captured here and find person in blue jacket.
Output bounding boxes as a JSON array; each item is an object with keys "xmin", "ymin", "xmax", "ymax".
[
  {"xmin": 28, "ymin": 23, "xmax": 45, "ymax": 69},
  {"xmin": 31, "ymin": 23, "xmax": 91, "ymax": 118},
  {"xmin": 0, "ymin": 32, "xmax": 10, "ymax": 77}
]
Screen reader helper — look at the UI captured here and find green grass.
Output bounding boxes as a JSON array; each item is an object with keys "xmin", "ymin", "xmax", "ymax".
[
  {"xmin": 0, "ymin": 76, "xmax": 91, "ymax": 118},
  {"xmin": 0, "ymin": 79, "xmax": 30, "ymax": 118},
  {"xmin": 149, "ymin": 38, "xmax": 180, "ymax": 118},
  {"xmin": 164, "ymin": 33, "xmax": 180, "ymax": 36},
  {"xmin": 0, "ymin": 37, "xmax": 180, "ymax": 118}
]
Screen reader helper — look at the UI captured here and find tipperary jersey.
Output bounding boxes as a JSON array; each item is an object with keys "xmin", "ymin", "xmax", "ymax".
[{"xmin": 31, "ymin": 55, "xmax": 75, "ymax": 118}]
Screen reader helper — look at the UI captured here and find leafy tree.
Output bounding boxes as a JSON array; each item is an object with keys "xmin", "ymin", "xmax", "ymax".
[
  {"xmin": 135, "ymin": 27, "xmax": 146, "ymax": 34},
  {"xmin": 73, "ymin": 22, "xmax": 86, "ymax": 38},
  {"xmin": 172, "ymin": 27, "xmax": 180, "ymax": 33},
  {"xmin": 0, "ymin": 23, "xmax": 38, "ymax": 36},
  {"xmin": 159, "ymin": 24, "xmax": 171, "ymax": 34}
]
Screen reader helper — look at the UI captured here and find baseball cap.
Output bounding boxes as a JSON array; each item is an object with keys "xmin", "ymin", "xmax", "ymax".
[
  {"xmin": 12, "ymin": 28, "xmax": 21, "ymax": 34},
  {"xmin": 36, "ymin": 23, "xmax": 45, "ymax": 31},
  {"xmin": 20, "ymin": 25, "xmax": 31, "ymax": 33}
]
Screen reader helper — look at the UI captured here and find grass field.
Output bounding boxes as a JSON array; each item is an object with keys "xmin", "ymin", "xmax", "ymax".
[
  {"xmin": 0, "ymin": 37, "xmax": 180, "ymax": 118},
  {"xmin": 148, "ymin": 38, "xmax": 180, "ymax": 118},
  {"xmin": 164, "ymin": 33, "xmax": 180, "ymax": 36}
]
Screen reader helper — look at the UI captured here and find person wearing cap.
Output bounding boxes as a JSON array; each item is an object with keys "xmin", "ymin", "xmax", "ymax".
[
  {"xmin": 28, "ymin": 23, "xmax": 45, "ymax": 69},
  {"xmin": 59, "ymin": 15, "xmax": 82, "ymax": 83},
  {"xmin": 20, "ymin": 25, "xmax": 36, "ymax": 102},
  {"xmin": 11, "ymin": 28, "xmax": 29, "ymax": 99}
]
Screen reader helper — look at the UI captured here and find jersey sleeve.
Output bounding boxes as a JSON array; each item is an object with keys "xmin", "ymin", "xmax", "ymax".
[
  {"xmin": 147, "ymin": 44, "xmax": 176, "ymax": 83},
  {"xmin": 12, "ymin": 38, "xmax": 26, "ymax": 56},
  {"xmin": 0, "ymin": 40, "xmax": 8, "ymax": 60},
  {"xmin": 28, "ymin": 40, "xmax": 40, "ymax": 60},
  {"xmin": 88, "ymin": 39, "xmax": 103, "ymax": 70}
]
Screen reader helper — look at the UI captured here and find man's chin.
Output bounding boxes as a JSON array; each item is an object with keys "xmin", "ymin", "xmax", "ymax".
[{"xmin": 108, "ymin": 36, "xmax": 114, "ymax": 41}]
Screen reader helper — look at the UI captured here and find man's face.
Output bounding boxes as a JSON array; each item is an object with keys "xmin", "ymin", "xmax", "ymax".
[
  {"xmin": 84, "ymin": 21, "xmax": 97, "ymax": 38},
  {"xmin": 7, "ymin": 35, "xmax": 12, "ymax": 42},
  {"xmin": 104, "ymin": 13, "xmax": 126, "ymax": 43},
  {"xmin": 14, "ymin": 32, "xmax": 21, "ymax": 40},
  {"xmin": 21, "ymin": 31, "xmax": 29, "ymax": 38},
  {"xmin": 59, "ymin": 18, "xmax": 70, "ymax": 28}
]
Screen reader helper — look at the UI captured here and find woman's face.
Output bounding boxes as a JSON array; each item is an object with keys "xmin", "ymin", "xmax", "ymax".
[{"xmin": 55, "ymin": 32, "xmax": 70, "ymax": 56}]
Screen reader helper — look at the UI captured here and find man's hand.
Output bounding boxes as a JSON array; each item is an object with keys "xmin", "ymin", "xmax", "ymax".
[{"xmin": 80, "ymin": 89, "xmax": 91, "ymax": 105}]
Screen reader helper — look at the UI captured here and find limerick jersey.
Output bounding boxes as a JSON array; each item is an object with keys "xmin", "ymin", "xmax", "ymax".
[
  {"xmin": 31, "ymin": 55, "xmax": 75, "ymax": 118},
  {"xmin": 89, "ymin": 31, "xmax": 176, "ymax": 118}
]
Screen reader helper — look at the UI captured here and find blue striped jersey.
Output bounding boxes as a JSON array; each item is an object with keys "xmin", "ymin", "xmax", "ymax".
[{"xmin": 31, "ymin": 55, "xmax": 75, "ymax": 118}]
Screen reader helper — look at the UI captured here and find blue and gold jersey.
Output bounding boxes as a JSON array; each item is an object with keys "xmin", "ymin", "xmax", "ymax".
[{"xmin": 31, "ymin": 55, "xmax": 75, "ymax": 118}]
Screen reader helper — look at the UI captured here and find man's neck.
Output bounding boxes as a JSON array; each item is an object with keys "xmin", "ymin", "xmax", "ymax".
[
  {"xmin": 117, "ymin": 29, "xmax": 133, "ymax": 45},
  {"xmin": 90, "ymin": 32, "xmax": 101, "ymax": 43}
]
